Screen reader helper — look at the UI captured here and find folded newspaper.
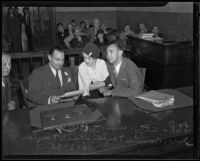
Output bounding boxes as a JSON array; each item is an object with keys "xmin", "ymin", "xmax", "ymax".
[{"xmin": 134, "ymin": 90, "xmax": 175, "ymax": 108}]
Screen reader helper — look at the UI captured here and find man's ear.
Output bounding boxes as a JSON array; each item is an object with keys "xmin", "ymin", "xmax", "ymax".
[
  {"xmin": 48, "ymin": 55, "xmax": 51, "ymax": 62},
  {"xmin": 119, "ymin": 50, "xmax": 123, "ymax": 57}
]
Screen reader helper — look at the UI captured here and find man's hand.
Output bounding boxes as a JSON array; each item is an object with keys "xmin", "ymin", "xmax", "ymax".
[
  {"xmin": 102, "ymin": 89, "xmax": 112, "ymax": 97},
  {"xmin": 50, "ymin": 96, "xmax": 61, "ymax": 104},
  {"xmin": 8, "ymin": 100, "xmax": 16, "ymax": 110}
]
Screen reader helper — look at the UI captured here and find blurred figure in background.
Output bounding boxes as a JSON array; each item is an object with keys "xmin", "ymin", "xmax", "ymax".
[
  {"xmin": 80, "ymin": 21, "xmax": 88, "ymax": 34},
  {"xmin": 2, "ymin": 52, "xmax": 16, "ymax": 111},
  {"xmin": 5, "ymin": 7, "xmax": 22, "ymax": 53},
  {"xmin": 71, "ymin": 26, "xmax": 88, "ymax": 48},
  {"xmin": 56, "ymin": 22, "xmax": 69, "ymax": 49},
  {"xmin": 138, "ymin": 23, "xmax": 148, "ymax": 36},
  {"xmin": 21, "ymin": 7, "xmax": 34, "ymax": 51},
  {"xmin": 88, "ymin": 18, "xmax": 100, "ymax": 42},
  {"xmin": 152, "ymin": 26, "xmax": 163, "ymax": 38},
  {"xmin": 124, "ymin": 24, "xmax": 136, "ymax": 37}
]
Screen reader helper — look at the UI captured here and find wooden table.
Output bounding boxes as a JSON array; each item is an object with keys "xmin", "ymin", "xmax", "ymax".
[
  {"xmin": 128, "ymin": 37, "xmax": 193, "ymax": 89},
  {"xmin": 2, "ymin": 87, "xmax": 195, "ymax": 158}
]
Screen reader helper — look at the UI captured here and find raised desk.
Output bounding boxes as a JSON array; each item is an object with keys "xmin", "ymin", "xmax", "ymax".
[
  {"xmin": 128, "ymin": 37, "xmax": 193, "ymax": 89},
  {"xmin": 2, "ymin": 87, "xmax": 194, "ymax": 158}
]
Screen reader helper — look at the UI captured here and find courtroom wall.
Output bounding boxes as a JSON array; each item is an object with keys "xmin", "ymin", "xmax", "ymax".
[{"xmin": 56, "ymin": 7, "xmax": 118, "ymax": 29}]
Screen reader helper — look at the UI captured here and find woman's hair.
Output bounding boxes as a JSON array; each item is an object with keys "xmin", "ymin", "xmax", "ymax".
[{"xmin": 82, "ymin": 43, "xmax": 100, "ymax": 59}]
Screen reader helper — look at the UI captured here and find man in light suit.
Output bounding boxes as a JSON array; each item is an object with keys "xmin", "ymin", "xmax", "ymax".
[
  {"xmin": 101, "ymin": 39, "xmax": 143, "ymax": 97},
  {"xmin": 28, "ymin": 46, "xmax": 77, "ymax": 105}
]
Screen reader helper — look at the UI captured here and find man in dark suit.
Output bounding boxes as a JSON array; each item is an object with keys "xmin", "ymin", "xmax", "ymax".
[
  {"xmin": 21, "ymin": 7, "xmax": 33, "ymax": 51},
  {"xmin": 100, "ymin": 39, "xmax": 143, "ymax": 97},
  {"xmin": 28, "ymin": 46, "xmax": 77, "ymax": 105}
]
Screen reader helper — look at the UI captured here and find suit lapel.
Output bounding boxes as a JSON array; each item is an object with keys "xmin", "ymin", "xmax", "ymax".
[{"xmin": 117, "ymin": 58, "xmax": 125, "ymax": 81}]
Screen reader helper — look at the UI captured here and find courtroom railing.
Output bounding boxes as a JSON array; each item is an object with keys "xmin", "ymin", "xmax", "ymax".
[{"xmin": 10, "ymin": 48, "xmax": 83, "ymax": 80}]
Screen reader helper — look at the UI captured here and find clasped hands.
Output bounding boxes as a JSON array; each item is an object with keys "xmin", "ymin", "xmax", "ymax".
[
  {"xmin": 50, "ymin": 95, "xmax": 79, "ymax": 104},
  {"xmin": 98, "ymin": 86, "xmax": 112, "ymax": 97}
]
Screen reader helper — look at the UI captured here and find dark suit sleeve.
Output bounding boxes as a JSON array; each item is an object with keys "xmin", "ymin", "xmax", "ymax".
[
  {"xmin": 111, "ymin": 62, "xmax": 143, "ymax": 97},
  {"xmin": 27, "ymin": 69, "xmax": 50, "ymax": 105}
]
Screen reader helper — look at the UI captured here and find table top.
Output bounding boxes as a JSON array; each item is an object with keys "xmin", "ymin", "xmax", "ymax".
[{"xmin": 2, "ymin": 87, "xmax": 194, "ymax": 156}]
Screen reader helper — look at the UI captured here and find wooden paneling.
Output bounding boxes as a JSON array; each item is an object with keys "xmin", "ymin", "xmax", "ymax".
[{"xmin": 56, "ymin": 11, "xmax": 117, "ymax": 29}]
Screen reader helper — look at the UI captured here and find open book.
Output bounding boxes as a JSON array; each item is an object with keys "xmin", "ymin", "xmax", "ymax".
[
  {"xmin": 134, "ymin": 90, "xmax": 175, "ymax": 108},
  {"xmin": 60, "ymin": 89, "xmax": 84, "ymax": 99}
]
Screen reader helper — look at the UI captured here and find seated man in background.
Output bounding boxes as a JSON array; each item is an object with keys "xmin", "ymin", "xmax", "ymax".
[
  {"xmin": 100, "ymin": 39, "xmax": 143, "ymax": 97},
  {"xmin": 138, "ymin": 23, "xmax": 148, "ymax": 36},
  {"xmin": 2, "ymin": 52, "xmax": 16, "ymax": 111},
  {"xmin": 87, "ymin": 18, "xmax": 100, "ymax": 42},
  {"xmin": 28, "ymin": 46, "xmax": 77, "ymax": 105},
  {"xmin": 71, "ymin": 26, "xmax": 88, "ymax": 48},
  {"xmin": 152, "ymin": 26, "xmax": 163, "ymax": 38}
]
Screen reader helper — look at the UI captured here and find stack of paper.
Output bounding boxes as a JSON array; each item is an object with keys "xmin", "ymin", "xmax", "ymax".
[
  {"xmin": 140, "ymin": 33, "xmax": 154, "ymax": 40},
  {"xmin": 134, "ymin": 90, "xmax": 175, "ymax": 108}
]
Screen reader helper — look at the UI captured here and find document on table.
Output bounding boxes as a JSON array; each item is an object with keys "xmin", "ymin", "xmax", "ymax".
[
  {"xmin": 60, "ymin": 89, "xmax": 84, "ymax": 99},
  {"xmin": 134, "ymin": 90, "xmax": 175, "ymax": 108}
]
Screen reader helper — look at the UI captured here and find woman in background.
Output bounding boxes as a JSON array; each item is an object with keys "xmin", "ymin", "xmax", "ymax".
[{"xmin": 2, "ymin": 52, "xmax": 16, "ymax": 111}]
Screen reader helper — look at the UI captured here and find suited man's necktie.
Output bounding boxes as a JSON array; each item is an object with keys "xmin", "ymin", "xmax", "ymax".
[{"xmin": 55, "ymin": 70, "xmax": 61, "ymax": 87}]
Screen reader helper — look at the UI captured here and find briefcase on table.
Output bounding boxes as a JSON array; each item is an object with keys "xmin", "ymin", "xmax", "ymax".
[{"xmin": 29, "ymin": 101, "xmax": 105, "ymax": 130}]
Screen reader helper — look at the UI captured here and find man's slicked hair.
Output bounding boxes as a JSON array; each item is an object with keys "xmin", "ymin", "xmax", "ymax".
[{"xmin": 48, "ymin": 46, "xmax": 65, "ymax": 56}]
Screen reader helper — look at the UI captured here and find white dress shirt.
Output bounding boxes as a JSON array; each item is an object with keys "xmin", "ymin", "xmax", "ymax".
[{"xmin": 114, "ymin": 59, "xmax": 122, "ymax": 76}]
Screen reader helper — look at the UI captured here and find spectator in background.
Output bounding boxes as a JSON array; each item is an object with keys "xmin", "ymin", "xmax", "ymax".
[
  {"xmin": 124, "ymin": 24, "xmax": 136, "ymax": 37},
  {"xmin": 78, "ymin": 43, "xmax": 111, "ymax": 98},
  {"xmin": 71, "ymin": 26, "xmax": 88, "ymax": 48},
  {"xmin": 80, "ymin": 21, "xmax": 88, "ymax": 34},
  {"xmin": 100, "ymin": 23, "xmax": 108, "ymax": 35},
  {"xmin": 56, "ymin": 23, "xmax": 69, "ymax": 49},
  {"xmin": 94, "ymin": 29, "xmax": 109, "ymax": 59},
  {"xmin": 21, "ymin": 7, "xmax": 34, "ymax": 51},
  {"xmin": 94, "ymin": 29, "xmax": 108, "ymax": 47},
  {"xmin": 138, "ymin": 23, "xmax": 148, "ymax": 35},
  {"xmin": 84, "ymin": 19, "xmax": 91, "ymax": 28},
  {"xmin": 2, "ymin": 52, "xmax": 16, "ymax": 111},
  {"xmin": 64, "ymin": 23, "xmax": 75, "ymax": 48},
  {"xmin": 14, "ymin": 7, "xmax": 22, "ymax": 22},
  {"xmin": 152, "ymin": 26, "xmax": 163, "ymax": 38},
  {"xmin": 5, "ymin": 7, "xmax": 22, "ymax": 53},
  {"xmin": 71, "ymin": 19, "xmax": 77, "ymax": 28},
  {"xmin": 118, "ymin": 30, "xmax": 127, "ymax": 47},
  {"xmin": 106, "ymin": 29, "xmax": 119, "ymax": 43},
  {"xmin": 88, "ymin": 18, "xmax": 100, "ymax": 42}
]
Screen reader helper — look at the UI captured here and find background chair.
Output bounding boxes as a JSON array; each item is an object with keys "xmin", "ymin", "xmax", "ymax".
[
  {"xmin": 19, "ymin": 76, "xmax": 38, "ymax": 109},
  {"xmin": 139, "ymin": 67, "xmax": 150, "ymax": 91}
]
